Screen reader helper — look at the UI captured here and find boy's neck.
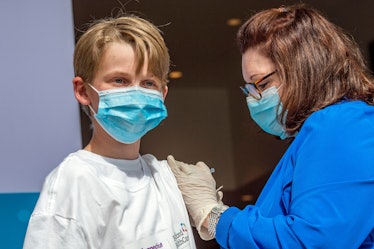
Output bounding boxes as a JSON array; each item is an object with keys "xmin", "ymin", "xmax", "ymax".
[{"xmin": 84, "ymin": 135, "xmax": 141, "ymax": 160}]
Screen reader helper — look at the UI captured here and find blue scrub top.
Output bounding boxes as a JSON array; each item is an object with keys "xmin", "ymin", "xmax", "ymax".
[{"xmin": 217, "ymin": 100, "xmax": 374, "ymax": 249}]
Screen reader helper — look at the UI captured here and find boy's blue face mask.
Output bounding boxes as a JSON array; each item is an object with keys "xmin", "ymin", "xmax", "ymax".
[
  {"xmin": 246, "ymin": 86, "xmax": 290, "ymax": 140},
  {"xmin": 88, "ymin": 85, "xmax": 167, "ymax": 144}
]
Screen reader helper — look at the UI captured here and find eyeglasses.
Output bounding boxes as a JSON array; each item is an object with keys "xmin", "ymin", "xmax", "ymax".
[{"xmin": 240, "ymin": 71, "xmax": 276, "ymax": 100}]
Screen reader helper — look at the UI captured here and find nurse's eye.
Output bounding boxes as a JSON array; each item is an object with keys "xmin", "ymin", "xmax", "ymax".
[{"xmin": 257, "ymin": 81, "xmax": 270, "ymax": 91}]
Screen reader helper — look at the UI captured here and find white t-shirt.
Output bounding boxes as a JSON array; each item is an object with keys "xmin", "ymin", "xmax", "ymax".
[{"xmin": 23, "ymin": 150, "xmax": 196, "ymax": 249}]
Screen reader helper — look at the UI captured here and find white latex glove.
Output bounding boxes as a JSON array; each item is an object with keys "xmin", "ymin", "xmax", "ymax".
[{"xmin": 167, "ymin": 155, "xmax": 225, "ymax": 240}]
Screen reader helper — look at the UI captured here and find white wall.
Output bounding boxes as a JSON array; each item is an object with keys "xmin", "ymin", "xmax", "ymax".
[{"xmin": 0, "ymin": 0, "xmax": 81, "ymax": 193}]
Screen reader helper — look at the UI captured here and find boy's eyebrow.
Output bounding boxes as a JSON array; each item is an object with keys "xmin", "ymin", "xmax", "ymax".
[
  {"xmin": 105, "ymin": 70, "xmax": 159, "ymax": 80},
  {"xmin": 105, "ymin": 70, "xmax": 132, "ymax": 77}
]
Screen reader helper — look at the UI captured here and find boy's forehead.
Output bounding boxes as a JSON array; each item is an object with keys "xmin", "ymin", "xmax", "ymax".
[{"xmin": 93, "ymin": 41, "xmax": 164, "ymax": 84}]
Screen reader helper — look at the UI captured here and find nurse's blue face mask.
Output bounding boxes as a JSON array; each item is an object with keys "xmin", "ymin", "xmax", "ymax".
[
  {"xmin": 246, "ymin": 86, "xmax": 290, "ymax": 140},
  {"xmin": 240, "ymin": 70, "xmax": 290, "ymax": 139},
  {"xmin": 88, "ymin": 84, "xmax": 168, "ymax": 144}
]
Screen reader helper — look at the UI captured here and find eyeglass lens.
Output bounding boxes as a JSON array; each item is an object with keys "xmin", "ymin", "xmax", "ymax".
[{"xmin": 244, "ymin": 84, "xmax": 261, "ymax": 99}]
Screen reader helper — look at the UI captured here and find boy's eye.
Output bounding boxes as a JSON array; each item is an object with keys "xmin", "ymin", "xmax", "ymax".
[
  {"xmin": 112, "ymin": 78, "xmax": 131, "ymax": 86},
  {"xmin": 114, "ymin": 78, "xmax": 124, "ymax": 84},
  {"xmin": 142, "ymin": 80, "xmax": 160, "ymax": 89}
]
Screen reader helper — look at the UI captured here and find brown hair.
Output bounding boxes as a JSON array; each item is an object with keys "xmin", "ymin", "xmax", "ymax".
[
  {"xmin": 74, "ymin": 14, "xmax": 170, "ymax": 86},
  {"xmin": 237, "ymin": 4, "xmax": 374, "ymax": 134}
]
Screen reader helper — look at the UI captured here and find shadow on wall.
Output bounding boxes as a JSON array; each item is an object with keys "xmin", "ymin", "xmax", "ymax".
[{"xmin": 224, "ymin": 172, "xmax": 271, "ymax": 209}]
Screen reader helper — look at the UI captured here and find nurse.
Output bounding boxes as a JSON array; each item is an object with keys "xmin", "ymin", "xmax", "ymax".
[
  {"xmin": 168, "ymin": 4, "xmax": 374, "ymax": 248},
  {"xmin": 23, "ymin": 15, "xmax": 197, "ymax": 248}
]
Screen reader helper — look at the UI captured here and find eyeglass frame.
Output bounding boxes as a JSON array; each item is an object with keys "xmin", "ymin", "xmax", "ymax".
[{"xmin": 240, "ymin": 70, "xmax": 277, "ymax": 100}]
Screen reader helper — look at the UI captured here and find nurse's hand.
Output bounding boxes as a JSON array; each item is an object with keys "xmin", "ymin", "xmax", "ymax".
[{"xmin": 167, "ymin": 155, "xmax": 224, "ymax": 240}]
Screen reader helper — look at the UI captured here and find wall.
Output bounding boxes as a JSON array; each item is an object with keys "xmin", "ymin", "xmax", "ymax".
[{"xmin": 0, "ymin": 1, "xmax": 81, "ymax": 247}]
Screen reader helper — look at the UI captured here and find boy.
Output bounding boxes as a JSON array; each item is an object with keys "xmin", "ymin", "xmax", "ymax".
[{"xmin": 23, "ymin": 15, "xmax": 196, "ymax": 249}]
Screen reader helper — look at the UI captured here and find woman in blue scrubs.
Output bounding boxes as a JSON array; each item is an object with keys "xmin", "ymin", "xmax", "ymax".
[{"xmin": 168, "ymin": 4, "xmax": 374, "ymax": 248}]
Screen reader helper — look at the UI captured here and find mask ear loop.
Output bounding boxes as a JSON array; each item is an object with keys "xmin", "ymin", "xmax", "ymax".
[
  {"xmin": 276, "ymin": 84, "xmax": 283, "ymax": 91},
  {"xmin": 86, "ymin": 83, "xmax": 99, "ymax": 115},
  {"xmin": 87, "ymin": 83, "xmax": 100, "ymax": 93},
  {"xmin": 274, "ymin": 84, "xmax": 289, "ymax": 136},
  {"xmin": 87, "ymin": 104, "xmax": 97, "ymax": 115}
]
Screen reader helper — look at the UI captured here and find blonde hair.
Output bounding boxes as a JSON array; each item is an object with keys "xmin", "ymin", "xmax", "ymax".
[
  {"xmin": 237, "ymin": 4, "xmax": 374, "ymax": 134},
  {"xmin": 74, "ymin": 14, "xmax": 170, "ymax": 86}
]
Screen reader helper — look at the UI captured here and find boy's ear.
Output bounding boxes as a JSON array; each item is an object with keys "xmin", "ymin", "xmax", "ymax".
[
  {"xmin": 73, "ymin": 76, "xmax": 91, "ymax": 105},
  {"xmin": 162, "ymin": 85, "xmax": 168, "ymax": 100}
]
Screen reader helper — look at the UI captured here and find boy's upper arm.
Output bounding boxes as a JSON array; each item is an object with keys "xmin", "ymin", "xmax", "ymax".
[{"xmin": 23, "ymin": 214, "xmax": 87, "ymax": 249}]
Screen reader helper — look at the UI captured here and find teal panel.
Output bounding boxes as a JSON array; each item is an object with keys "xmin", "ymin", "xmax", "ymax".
[{"xmin": 0, "ymin": 193, "xmax": 39, "ymax": 249}]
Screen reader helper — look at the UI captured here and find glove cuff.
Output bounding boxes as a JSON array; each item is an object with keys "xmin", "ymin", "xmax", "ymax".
[
  {"xmin": 208, "ymin": 204, "xmax": 229, "ymax": 238},
  {"xmin": 194, "ymin": 204, "xmax": 217, "ymax": 241},
  {"xmin": 194, "ymin": 203, "xmax": 229, "ymax": 240},
  {"xmin": 194, "ymin": 187, "xmax": 227, "ymax": 240}
]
